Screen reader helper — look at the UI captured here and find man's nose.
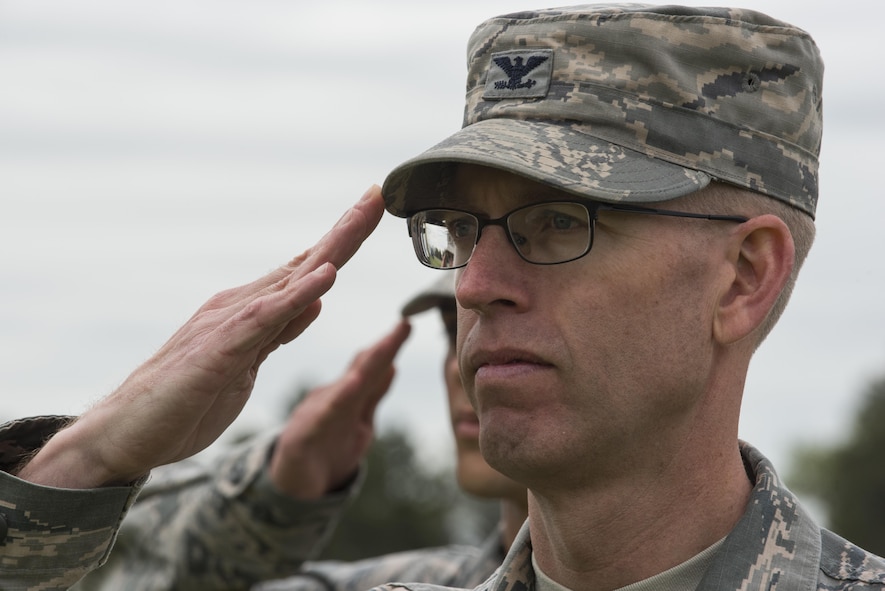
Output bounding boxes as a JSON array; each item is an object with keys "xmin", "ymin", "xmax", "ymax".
[{"xmin": 455, "ymin": 225, "xmax": 524, "ymax": 312}]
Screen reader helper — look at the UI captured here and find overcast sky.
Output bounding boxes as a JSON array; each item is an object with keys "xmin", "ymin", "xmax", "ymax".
[{"xmin": 1, "ymin": 0, "xmax": 883, "ymax": 485}]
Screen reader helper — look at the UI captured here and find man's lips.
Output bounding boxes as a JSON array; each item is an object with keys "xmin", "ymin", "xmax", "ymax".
[{"xmin": 467, "ymin": 347, "xmax": 553, "ymax": 379}]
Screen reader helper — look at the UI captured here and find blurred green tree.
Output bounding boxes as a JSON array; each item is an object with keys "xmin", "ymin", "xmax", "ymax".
[{"xmin": 788, "ymin": 373, "xmax": 885, "ymax": 555}]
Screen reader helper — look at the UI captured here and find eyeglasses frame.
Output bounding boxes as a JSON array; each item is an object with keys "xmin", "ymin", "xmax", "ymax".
[{"xmin": 407, "ymin": 200, "xmax": 749, "ymax": 269}]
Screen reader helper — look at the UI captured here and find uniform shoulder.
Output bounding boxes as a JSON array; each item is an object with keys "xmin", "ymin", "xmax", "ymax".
[{"xmin": 819, "ymin": 529, "xmax": 885, "ymax": 588}]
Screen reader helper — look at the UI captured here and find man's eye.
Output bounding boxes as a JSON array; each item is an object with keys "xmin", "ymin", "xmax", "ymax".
[
  {"xmin": 449, "ymin": 219, "xmax": 474, "ymax": 240},
  {"xmin": 551, "ymin": 212, "xmax": 578, "ymax": 230}
]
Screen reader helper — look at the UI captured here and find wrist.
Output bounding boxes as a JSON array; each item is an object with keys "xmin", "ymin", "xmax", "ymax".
[{"xmin": 15, "ymin": 419, "xmax": 143, "ymax": 488}]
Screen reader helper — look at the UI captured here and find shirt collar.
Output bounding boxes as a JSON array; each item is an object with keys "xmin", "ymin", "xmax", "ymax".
[{"xmin": 479, "ymin": 442, "xmax": 821, "ymax": 591}]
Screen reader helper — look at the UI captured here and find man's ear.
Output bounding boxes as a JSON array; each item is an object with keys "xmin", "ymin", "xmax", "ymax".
[{"xmin": 713, "ymin": 214, "xmax": 795, "ymax": 345}]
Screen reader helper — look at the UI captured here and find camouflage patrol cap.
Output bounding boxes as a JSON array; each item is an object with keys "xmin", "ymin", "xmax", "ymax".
[{"xmin": 383, "ymin": 4, "xmax": 824, "ymax": 218}]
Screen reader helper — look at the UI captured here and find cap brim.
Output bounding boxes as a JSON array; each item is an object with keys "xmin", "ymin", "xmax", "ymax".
[
  {"xmin": 400, "ymin": 274, "xmax": 456, "ymax": 317},
  {"xmin": 383, "ymin": 118, "xmax": 711, "ymax": 217}
]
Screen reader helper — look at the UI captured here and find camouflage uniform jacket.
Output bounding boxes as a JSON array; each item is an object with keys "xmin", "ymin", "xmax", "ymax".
[
  {"xmin": 252, "ymin": 529, "xmax": 506, "ymax": 591},
  {"xmin": 71, "ymin": 426, "xmax": 504, "ymax": 591},
  {"xmin": 0, "ymin": 416, "xmax": 144, "ymax": 591},
  {"xmin": 72, "ymin": 431, "xmax": 359, "ymax": 591},
  {"xmin": 72, "ymin": 426, "xmax": 504, "ymax": 591},
  {"xmin": 2, "ymin": 419, "xmax": 505, "ymax": 591},
  {"xmin": 374, "ymin": 443, "xmax": 885, "ymax": 591}
]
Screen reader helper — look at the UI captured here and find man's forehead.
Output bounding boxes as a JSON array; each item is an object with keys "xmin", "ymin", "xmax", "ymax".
[{"xmin": 447, "ymin": 163, "xmax": 573, "ymax": 210}]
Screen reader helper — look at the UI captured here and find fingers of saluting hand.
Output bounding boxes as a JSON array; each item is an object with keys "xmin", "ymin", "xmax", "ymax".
[
  {"xmin": 285, "ymin": 319, "xmax": 413, "ymax": 435},
  {"xmin": 337, "ymin": 320, "xmax": 413, "ymax": 421},
  {"xmin": 271, "ymin": 320, "xmax": 412, "ymax": 499},
  {"xmin": 16, "ymin": 187, "xmax": 386, "ymax": 490},
  {"xmin": 149, "ymin": 185, "xmax": 385, "ymax": 426},
  {"xmin": 218, "ymin": 184, "xmax": 385, "ymax": 306},
  {"xmin": 165, "ymin": 185, "xmax": 386, "ymax": 384},
  {"xmin": 109, "ymin": 187, "xmax": 382, "ymax": 467}
]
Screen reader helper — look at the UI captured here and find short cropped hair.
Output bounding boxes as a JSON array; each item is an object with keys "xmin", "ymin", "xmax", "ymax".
[{"xmin": 682, "ymin": 182, "xmax": 816, "ymax": 347}]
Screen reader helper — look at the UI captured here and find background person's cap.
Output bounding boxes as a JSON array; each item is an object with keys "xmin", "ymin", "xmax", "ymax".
[
  {"xmin": 401, "ymin": 273, "xmax": 456, "ymax": 317},
  {"xmin": 383, "ymin": 4, "xmax": 824, "ymax": 219}
]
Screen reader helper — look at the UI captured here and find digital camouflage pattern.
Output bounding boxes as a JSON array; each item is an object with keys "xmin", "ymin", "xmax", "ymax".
[
  {"xmin": 6, "ymin": 425, "xmax": 884, "ymax": 591},
  {"xmin": 0, "ymin": 416, "xmax": 143, "ymax": 591},
  {"xmin": 72, "ymin": 427, "xmax": 504, "ymax": 591},
  {"xmin": 372, "ymin": 443, "xmax": 885, "ymax": 591},
  {"xmin": 253, "ymin": 532, "xmax": 505, "ymax": 591},
  {"xmin": 1, "ymin": 416, "xmax": 503, "ymax": 591},
  {"xmin": 383, "ymin": 4, "xmax": 824, "ymax": 219},
  {"xmin": 71, "ymin": 431, "xmax": 355, "ymax": 591}
]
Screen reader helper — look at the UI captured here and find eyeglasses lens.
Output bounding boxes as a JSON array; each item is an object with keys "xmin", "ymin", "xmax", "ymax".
[
  {"xmin": 410, "ymin": 202, "xmax": 592, "ymax": 269},
  {"xmin": 508, "ymin": 202, "xmax": 591, "ymax": 264}
]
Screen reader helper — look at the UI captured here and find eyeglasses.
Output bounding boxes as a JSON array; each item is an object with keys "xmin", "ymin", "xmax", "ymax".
[{"xmin": 407, "ymin": 200, "xmax": 748, "ymax": 269}]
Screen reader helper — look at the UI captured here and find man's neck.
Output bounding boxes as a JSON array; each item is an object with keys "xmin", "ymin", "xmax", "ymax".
[{"xmin": 526, "ymin": 443, "xmax": 752, "ymax": 591}]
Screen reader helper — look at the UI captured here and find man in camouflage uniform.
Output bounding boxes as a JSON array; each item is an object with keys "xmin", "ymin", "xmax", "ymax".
[
  {"xmin": 0, "ymin": 186, "xmax": 388, "ymax": 591},
  {"xmin": 69, "ymin": 275, "xmax": 528, "ymax": 591},
  {"xmin": 5, "ymin": 5, "xmax": 885, "ymax": 591},
  {"xmin": 376, "ymin": 4, "xmax": 885, "ymax": 591}
]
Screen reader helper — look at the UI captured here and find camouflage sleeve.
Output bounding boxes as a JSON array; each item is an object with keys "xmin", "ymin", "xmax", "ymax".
[
  {"xmin": 252, "ymin": 543, "xmax": 493, "ymax": 591},
  {"xmin": 0, "ymin": 416, "xmax": 143, "ymax": 591},
  {"xmin": 73, "ymin": 431, "xmax": 361, "ymax": 591}
]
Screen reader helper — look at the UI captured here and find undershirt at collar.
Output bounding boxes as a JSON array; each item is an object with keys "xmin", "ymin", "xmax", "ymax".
[{"xmin": 531, "ymin": 536, "xmax": 725, "ymax": 591}]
